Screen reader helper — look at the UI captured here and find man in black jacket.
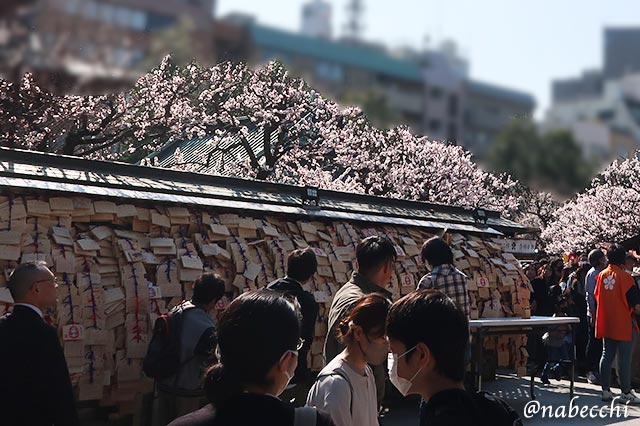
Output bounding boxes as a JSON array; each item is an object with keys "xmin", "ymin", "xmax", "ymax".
[
  {"xmin": 0, "ymin": 262, "xmax": 79, "ymax": 426},
  {"xmin": 268, "ymin": 248, "xmax": 319, "ymax": 406}
]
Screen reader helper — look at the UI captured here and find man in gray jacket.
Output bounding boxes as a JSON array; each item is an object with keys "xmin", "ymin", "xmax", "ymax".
[
  {"xmin": 155, "ymin": 272, "xmax": 225, "ymax": 425},
  {"xmin": 324, "ymin": 235, "xmax": 396, "ymax": 407}
]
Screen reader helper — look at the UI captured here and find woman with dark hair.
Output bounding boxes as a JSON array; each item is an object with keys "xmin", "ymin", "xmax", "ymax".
[
  {"xmin": 168, "ymin": 290, "xmax": 335, "ymax": 426},
  {"xmin": 568, "ymin": 258, "xmax": 590, "ymax": 297},
  {"xmin": 530, "ymin": 264, "xmax": 555, "ymax": 317},
  {"xmin": 306, "ymin": 294, "xmax": 391, "ymax": 426},
  {"xmin": 550, "ymin": 258, "xmax": 565, "ymax": 286}
]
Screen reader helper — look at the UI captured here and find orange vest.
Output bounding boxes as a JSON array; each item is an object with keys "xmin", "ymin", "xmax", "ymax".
[{"xmin": 595, "ymin": 265, "xmax": 638, "ymax": 341}]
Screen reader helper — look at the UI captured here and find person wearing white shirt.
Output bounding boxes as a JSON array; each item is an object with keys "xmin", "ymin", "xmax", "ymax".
[{"xmin": 307, "ymin": 294, "xmax": 390, "ymax": 426}]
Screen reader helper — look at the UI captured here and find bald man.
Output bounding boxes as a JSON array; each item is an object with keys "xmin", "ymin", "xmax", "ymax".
[{"xmin": 0, "ymin": 262, "xmax": 79, "ymax": 426}]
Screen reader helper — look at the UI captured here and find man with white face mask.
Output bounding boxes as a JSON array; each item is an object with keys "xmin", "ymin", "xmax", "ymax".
[{"xmin": 386, "ymin": 291, "xmax": 522, "ymax": 426}]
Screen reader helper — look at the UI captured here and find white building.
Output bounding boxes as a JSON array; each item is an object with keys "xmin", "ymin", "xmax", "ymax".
[
  {"xmin": 301, "ymin": 0, "xmax": 332, "ymax": 39},
  {"xmin": 546, "ymin": 28, "xmax": 640, "ymax": 162},
  {"xmin": 545, "ymin": 74, "xmax": 640, "ymax": 160}
]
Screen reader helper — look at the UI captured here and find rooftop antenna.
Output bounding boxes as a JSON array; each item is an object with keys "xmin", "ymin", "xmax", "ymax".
[{"xmin": 344, "ymin": 0, "xmax": 364, "ymax": 41}]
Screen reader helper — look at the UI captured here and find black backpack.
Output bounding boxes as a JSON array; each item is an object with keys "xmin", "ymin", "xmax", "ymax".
[{"xmin": 143, "ymin": 303, "xmax": 194, "ymax": 379}]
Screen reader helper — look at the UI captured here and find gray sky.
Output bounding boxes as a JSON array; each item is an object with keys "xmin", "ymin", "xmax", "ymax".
[{"xmin": 218, "ymin": 0, "xmax": 640, "ymax": 118}]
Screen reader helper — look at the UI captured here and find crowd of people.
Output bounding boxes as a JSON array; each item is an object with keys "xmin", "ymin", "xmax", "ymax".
[
  {"xmin": 160, "ymin": 236, "xmax": 521, "ymax": 426},
  {"xmin": 526, "ymin": 244, "xmax": 640, "ymax": 404},
  {"xmin": 4, "ymin": 235, "xmax": 640, "ymax": 425},
  {"xmin": 22, "ymin": 234, "xmax": 640, "ymax": 425}
]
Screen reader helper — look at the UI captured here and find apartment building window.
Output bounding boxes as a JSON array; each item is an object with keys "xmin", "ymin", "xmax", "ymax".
[
  {"xmin": 145, "ymin": 13, "xmax": 175, "ymax": 31},
  {"xmin": 97, "ymin": 2, "xmax": 116, "ymax": 23},
  {"xmin": 115, "ymin": 8, "xmax": 147, "ymax": 30},
  {"xmin": 447, "ymin": 123, "xmax": 458, "ymax": 142},
  {"xmin": 477, "ymin": 132, "xmax": 488, "ymax": 145},
  {"xmin": 430, "ymin": 86, "xmax": 443, "ymax": 99},
  {"xmin": 448, "ymin": 94, "xmax": 458, "ymax": 117},
  {"xmin": 83, "ymin": 1, "xmax": 99, "ymax": 19},
  {"xmin": 63, "ymin": 0, "xmax": 82, "ymax": 14},
  {"xmin": 463, "ymin": 109, "xmax": 472, "ymax": 124},
  {"xmin": 429, "ymin": 119, "xmax": 442, "ymax": 133},
  {"xmin": 626, "ymin": 98, "xmax": 640, "ymax": 126},
  {"xmin": 597, "ymin": 109, "xmax": 614, "ymax": 121},
  {"xmin": 65, "ymin": 1, "xmax": 148, "ymax": 31},
  {"xmin": 487, "ymin": 105, "xmax": 500, "ymax": 116},
  {"xmin": 315, "ymin": 62, "xmax": 344, "ymax": 82}
]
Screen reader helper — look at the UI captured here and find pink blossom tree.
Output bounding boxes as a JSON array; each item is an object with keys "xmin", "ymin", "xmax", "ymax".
[
  {"xmin": 542, "ymin": 155, "xmax": 640, "ymax": 253},
  {"xmin": 2, "ymin": 56, "xmax": 526, "ymax": 217},
  {"xmin": 517, "ymin": 190, "xmax": 558, "ymax": 231},
  {"xmin": 324, "ymin": 123, "xmax": 520, "ymax": 215},
  {"xmin": 0, "ymin": 57, "xmax": 207, "ymax": 159},
  {"xmin": 256, "ymin": 104, "xmax": 523, "ymax": 216},
  {"xmin": 190, "ymin": 60, "xmax": 340, "ymax": 180}
]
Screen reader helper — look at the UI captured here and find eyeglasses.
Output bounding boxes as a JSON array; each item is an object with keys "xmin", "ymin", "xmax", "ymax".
[{"xmin": 296, "ymin": 338, "xmax": 305, "ymax": 351}]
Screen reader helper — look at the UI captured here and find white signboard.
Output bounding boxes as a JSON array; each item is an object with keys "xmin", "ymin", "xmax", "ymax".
[{"xmin": 496, "ymin": 238, "xmax": 537, "ymax": 254}]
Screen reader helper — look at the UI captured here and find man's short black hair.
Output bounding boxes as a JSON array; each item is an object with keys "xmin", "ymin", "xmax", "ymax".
[
  {"xmin": 607, "ymin": 243, "xmax": 626, "ymax": 266},
  {"xmin": 7, "ymin": 261, "xmax": 47, "ymax": 300},
  {"xmin": 192, "ymin": 272, "xmax": 226, "ymax": 306},
  {"xmin": 421, "ymin": 236, "xmax": 453, "ymax": 267},
  {"xmin": 356, "ymin": 236, "xmax": 397, "ymax": 275},
  {"xmin": 286, "ymin": 248, "xmax": 318, "ymax": 282},
  {"xmin": 588, "ymin": 249, "xmax": 605, "ymax": 268},
  {"xmin": 386, "ymin": 290, "xmax": 468, "ymax": 382}
]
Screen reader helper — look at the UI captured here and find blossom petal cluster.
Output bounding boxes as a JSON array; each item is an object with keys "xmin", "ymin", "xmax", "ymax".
[
  {"xmin": 1, "ymin": 56, "xmax": 523, "ymax": 217},
  {"xmin": 542, "ymin": 155, "xmax": 640, "ymax": 253}
]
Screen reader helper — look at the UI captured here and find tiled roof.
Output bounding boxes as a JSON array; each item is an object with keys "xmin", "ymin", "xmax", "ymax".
[
  {"xmin": 148, "ymin": 127, "xmax": 272, "ymax": 174},
  {"xmin": 0, "ymin": 147, "xmax": 534, "ymax": 236}
]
